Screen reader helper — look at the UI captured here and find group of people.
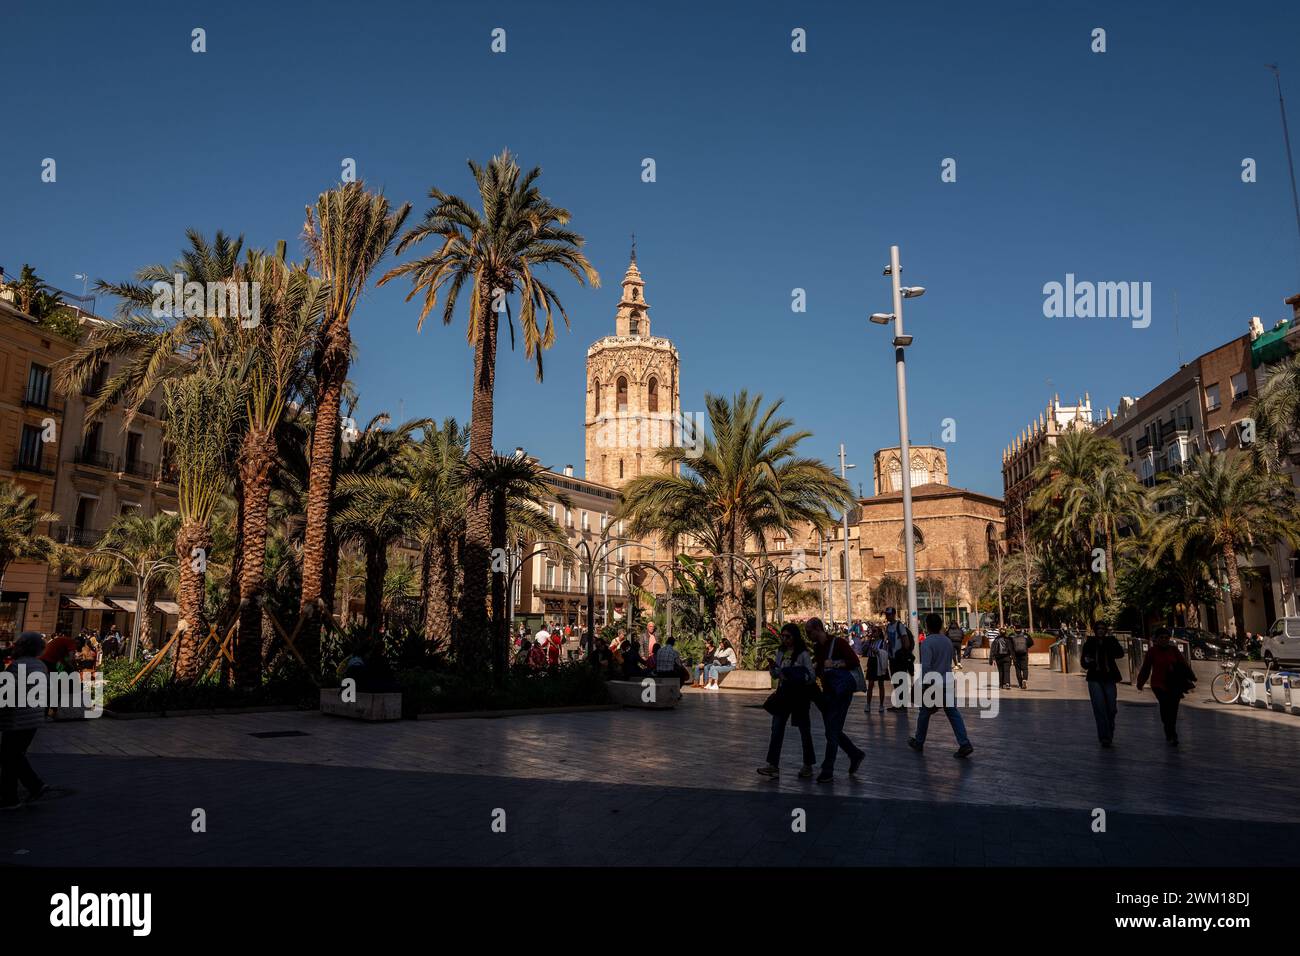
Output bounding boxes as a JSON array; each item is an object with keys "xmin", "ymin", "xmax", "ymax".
[
  {"xmin": 759, "ymin": 612, "xmax": 976, "ymax": 784},
  {"xmin": 1, "ymin": 628, "xmax": 107, "ymax": 673},
  {"xmin": 983, "ymin": 625, "xmax": 1035, "ymax": 689}
]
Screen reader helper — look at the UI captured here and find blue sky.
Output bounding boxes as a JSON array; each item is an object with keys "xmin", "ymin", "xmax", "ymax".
[{"xmin": 5, "ymin": 0, "xmax": 1300, "ymax": 498}]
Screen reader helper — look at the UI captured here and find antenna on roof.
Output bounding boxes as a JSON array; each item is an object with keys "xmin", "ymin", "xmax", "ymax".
[{"xmin": 630, "ymin": 231, "xmax": 637, "ymax": 264}]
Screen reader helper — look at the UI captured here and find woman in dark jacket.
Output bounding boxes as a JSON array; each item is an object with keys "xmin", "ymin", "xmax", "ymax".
[
  {"xmin": 990, "ymin": 631, "xmax": 1014, "ymax": 689},
  {"xmin": 757, "ymin": 624, "xmax": 817, "ymax": 779},
  {"xmin": 1081, "ymin": 622, "xmax": 1125, "ymax": 746},
  {"xmin": 1136, "ymin": 628, "xmax": 1197, "ymax": 746}
]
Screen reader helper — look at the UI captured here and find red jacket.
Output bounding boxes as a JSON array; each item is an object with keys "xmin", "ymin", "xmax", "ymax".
[{"xmin": 1137, "ymin": 643, "xmax": 1195, "ymax": 694}]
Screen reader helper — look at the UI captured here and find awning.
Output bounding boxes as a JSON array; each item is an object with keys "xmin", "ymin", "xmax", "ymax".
[
  {"xmin": 153, "ymin": 601, "xmax": 181, "ymax": 615},
  {"xmin": 110, "ymin": 598, "xmax": 139, "ymax": 613},
  {"xmin": 65, "ymin": 595, "xmax": 116, "ymax": 611}
]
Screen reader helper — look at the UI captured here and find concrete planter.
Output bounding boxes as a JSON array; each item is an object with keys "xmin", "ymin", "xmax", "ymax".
[
  {"xmin": 716, "ymin": 669, "xmax": 772, "ymax": 690},
  {"xmin": 319, "ymin": 688, "xmax": 402, "ymax": 722},
  {"xmin": 607, "ymin": 677, "xmax": 680, "ymax": 709}
]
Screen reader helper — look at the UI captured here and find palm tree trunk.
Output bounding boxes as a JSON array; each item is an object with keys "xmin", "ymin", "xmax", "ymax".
[
  {"xmin": 300, "ymin": 329, "xmax": 349, "ymax": 663},
  {"xmin": 423, "ymin": 535, "xmax": 455, "ymax": 645},
  {"xmin": 235, "ymin": 431, "xmax": 275, "ymax": 688},
  {"xmin": 490, "ymin": 491, "xmax": 509, "ymax": 681},
  {"xmin": 174, "ymin": 520, "xmax": 211, "ymax": 682},
  {"xmin": 364, "ymin": 538, "xmax": 387, "ymax": 637},
  {"xmin": 1223, "ymin": 544, "xmax": 1247, "ymax": 649},
  {"xmin": 219, "ymin": 479, "xmax": 245, "ymax": 631},
  {"xmin": 140, "ymin": 580, "xmax": 158, "ymax": 653},
  {"xmin": 460, "ymin": 287, "xmax": 499, "ymax": 668}
]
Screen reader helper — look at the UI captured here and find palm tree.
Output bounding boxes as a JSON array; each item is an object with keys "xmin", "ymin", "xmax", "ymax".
[
  {"xmin": 1151, "ymin": 451, "xmax": 1300, "ymax": 645},
  {"xmin": 618, "ymin": 391, "xmax": 852, "ymax": 650},
  {"xmin": 1053, "ymin": 462, "xmax": 1145, "ymax": 595},
  {"xmin": 401, "ymin": 418, "xmax": 469, "ymax": 648},
  {"xmin": 0, "ymin": 480, "xmax": 59, "ymax": 595},
  {"xmin": 464, "ymin": 452, "xmax": 568, "ymax": 677},
  {"xmin": 298, "ymin": 183, "xmax": 410, "ymax": 657},
  {"xmin": 380, "ymin": 150, "xmax": 599, "ymax": 663},
  {"xmin": 334, "ymin": 478, "xmax": 421, "ymax": 636},
  {"xmin": 229, "ymin": 253, "xmax": 328, "ymax": 686},
  {"xmin": 1251, "ymin": 350, "xmax": 1300, "ymax": 473},
  {"xmin": 81, "ymin": 511, "xmax": 180, "ymax": 657},
  {"xmin": 163, "ymin": 372, "xmax": 242, "ymax": 680}
]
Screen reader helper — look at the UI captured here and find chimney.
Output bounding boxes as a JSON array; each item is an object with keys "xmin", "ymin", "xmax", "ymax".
[
  {"xmin": 1287, "ymin": 293, "xmax": 1300, "ymax": 322},
  {"xmin": 563, "ymin": 464, "xmax": 573, "ymax": 477}
]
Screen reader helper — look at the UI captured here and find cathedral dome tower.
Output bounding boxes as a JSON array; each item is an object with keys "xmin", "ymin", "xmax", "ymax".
[{"xmin": 585, "ymin": 241, "xmax": 680, "ymax": 489}]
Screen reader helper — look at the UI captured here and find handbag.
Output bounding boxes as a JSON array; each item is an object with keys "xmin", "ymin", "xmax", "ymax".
[{"xmin": 826, "ymin": 638, "xmax": 867, "ymax": 694}]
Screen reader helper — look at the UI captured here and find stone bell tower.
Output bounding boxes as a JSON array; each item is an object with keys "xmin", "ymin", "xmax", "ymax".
[{"xmin": 585, "ymin": 239, "xmax": 681, "ymax": 489}]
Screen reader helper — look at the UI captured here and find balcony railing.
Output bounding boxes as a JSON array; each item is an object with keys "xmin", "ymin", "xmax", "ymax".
[
  {"xmin": 21, "ymin": 393, "xmax": 59, "ymax": 412},
  {"xmin": 73, "ymin": 446, "xmax": 115, "ymax": 470},
  {"xmin": 13, "ymin": 454, "xmax": 54, "ymax": 476},
  {"xmin": 120, "ymin": 458, "xmax": 156, "ymax": 480},
  {"xmin": 56, "ymin": 525, "xmax": 102, "ymax": 548}
]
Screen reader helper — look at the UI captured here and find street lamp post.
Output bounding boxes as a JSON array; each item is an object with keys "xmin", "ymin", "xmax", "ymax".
[
  {"xmin": 839, "ymin": 444, "xmax": 856, "ymax": 628},
  {"xmin": 870, "ymin": 244, "xmax": 925, "ymax": 637}
]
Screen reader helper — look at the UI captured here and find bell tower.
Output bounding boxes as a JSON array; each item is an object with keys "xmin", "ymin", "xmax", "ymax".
[{"xmin": 585, "ymin": 239, "xmax": 681, "ymax": 489}]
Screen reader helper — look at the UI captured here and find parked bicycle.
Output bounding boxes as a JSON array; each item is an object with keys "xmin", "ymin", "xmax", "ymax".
[{"xmin": 1210, "ymin": 658, "xmax": 1258, "ymax": 704}]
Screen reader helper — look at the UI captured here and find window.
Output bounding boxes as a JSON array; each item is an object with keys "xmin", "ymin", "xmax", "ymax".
[
  {"xmin": 618, "ymin": 459, "xmax": 624, "ymax": 479},
  {"xmin": 647, "ymin": 377, "xmax": 658, "ymax": 413},
  {"xmin": 1208, "ymin": 429, "xmax": 1226, "ymax": 453},
  {"xmin": 617, "ymin": 376, "xmax": 628, "ymax": 411},
  {"xmin": 629, "ymin": 319, "xmax": 639, "ymax": 335},
  {"xmin": 593, "ymin": 383, "xmax": 601, "ymax": 415},
  {"xmin": 18, "ymin": 424, "xmax": 44, "ymax": 470},
  {"xmin": 546, "ymin": 561, "xmax": 556, "ymax": 588},
  {"xmin": 549, "ymin": 503, "xmax": 557, "ymax": 521},
  {"xmin": 600, "ymin": 514, "xmax": 608, "ymax": 531},
  {"xmin": 1205, "ymin": 383, "xmax": 1221, "ymax": 411},
  {"xmin": 25, "ymin": 363, "xmax": 51, "ymax": 407},
  {"xmin": 1231, "ymin": 372, "xmax": 1248, "ymax": 401},
  {"xmin": 565, "ymin": 507, "xmax": 573, "ymax": 528},
  {"xmin": 581, "ymin": 511, "xmax": 589, "ymax": 531}
]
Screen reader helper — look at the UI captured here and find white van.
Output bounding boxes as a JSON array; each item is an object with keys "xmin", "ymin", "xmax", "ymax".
[{"xmin": 1263, "ymin": 618, "xmax": 1300, "ymax": 668}]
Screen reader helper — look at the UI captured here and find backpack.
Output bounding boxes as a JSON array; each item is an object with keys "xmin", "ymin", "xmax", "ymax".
[{"xmin": 1012, "ymin": 633, "xmax": 1031, "ymax": 654}]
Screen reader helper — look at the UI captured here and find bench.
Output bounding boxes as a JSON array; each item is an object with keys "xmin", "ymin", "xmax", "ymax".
[
  {"xmin": 716, "ymin": 669, "xmax": 773, "ymax": 690},
  {"xmin": 606, "ymin": 677, "xmax": 680, "ymax": 709},
  {"xmin": 319, "ymin": 688, "xmax": 403, "ymax": 721}
]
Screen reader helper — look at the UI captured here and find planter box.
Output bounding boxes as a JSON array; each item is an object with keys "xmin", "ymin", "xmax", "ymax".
[
  {"xmin": 1028, "ymin": 652, "xmax": 1050, "ymax": 667},
  {"xmin": 717, "ymin": 669, "xmax": 772, "ymax": 690},
  {"xmin": 319, "ymin": 688, "xmax": 402, "ymax": 722},
  {"xmin": 607, "ymin": 677, "xmax": 680, "ymax": 709}
]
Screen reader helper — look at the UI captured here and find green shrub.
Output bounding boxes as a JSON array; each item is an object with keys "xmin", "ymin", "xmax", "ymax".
[{"xmin": 397, "ymin": 662, "xmax": 609, "ymax": 717}]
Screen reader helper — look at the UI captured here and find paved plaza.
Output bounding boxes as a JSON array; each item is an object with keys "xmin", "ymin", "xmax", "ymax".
[{"xmin": 4, "ymin": 661, "xmax": 1300, "ymax": 867}]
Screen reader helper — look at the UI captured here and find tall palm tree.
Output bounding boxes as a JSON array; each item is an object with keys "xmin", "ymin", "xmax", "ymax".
[
  {"xmin": 1151, "ymin": 451, "xmax": 1300, "ymax": 645},
  {"xmin": 618, "ymin": 391, "xmax": 852, "ymax": 650},
  {"xmin": 298, "ymin": 183, "xmax": 410, "ymax": 657},
  {"xmin": 0, "ymin": 480, "xmax": 59, "ymax": 594},
  {"xmin": 81, "ymin": 511, "xmax": 180, "ymax": 655},
  {"xmin": 334, "ymin": 477, "xmax": 422, "ymax": 635},
  {"xmin": 1052, "ymin": 461, "xmax": 1145, "ymax": 596},
  {"xmin": 229, "ymin": 253, "xmax": 328, "ymax": 686},
  {"xmin": 464, "ymin": 452, "xmax": 568, "ymax": 677},
  {"xmin": 163, "ymin": 372, "xmax": 242, "ymax": 680},
  {"xmin": 380, "ymin": 150, "xmax": 599, "ymax": 663}
]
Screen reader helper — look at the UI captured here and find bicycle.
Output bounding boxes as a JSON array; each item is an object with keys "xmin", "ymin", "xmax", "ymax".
[{"xmin": 1210, "ymin": 658, "xmax": 1258, "ymax": 704}]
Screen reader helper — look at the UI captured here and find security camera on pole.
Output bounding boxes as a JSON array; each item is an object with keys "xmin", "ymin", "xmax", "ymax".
[{"xmin": 869, "ymin": 244, "xmax": 925, "ymax": 640}]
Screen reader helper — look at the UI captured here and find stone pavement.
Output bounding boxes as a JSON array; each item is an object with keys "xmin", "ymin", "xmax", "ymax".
[{"xmin": 4, "ymin": 662, "xmax": 1299, "ymax": 867}]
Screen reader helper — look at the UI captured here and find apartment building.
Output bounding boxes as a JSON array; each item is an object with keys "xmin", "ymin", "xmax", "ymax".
[
  {"xmin": 1001, "ymin": 395, "xmax": 1096, "ymax": 548},
  {"xmin": 0, "ymin": 289, "xmax": 179, "ymax": 643}
]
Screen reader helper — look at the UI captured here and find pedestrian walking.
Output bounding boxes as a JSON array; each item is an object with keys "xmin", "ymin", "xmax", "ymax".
[
  {"xmin": 1136, "ymin": 628, "xmax": 1197, "ymax": 746},
  {"xmin": 945, "ymin": 620, "xmax": 964, "ymax": 671},
  {"xmin": 990, "ymin": 628, "xmax": 1013, "ymax": 689},
  {"xmin": 1081, "ymin": 622, "xmax": 1124, "ymax": 747},
  {"xmin": 808, "ymin": 617, "xmax": 866, "ymax": 783},
  {"xmin": 1, "ymin": 632, "xmax": 51, "ymax": 810},
  {"xmin": 1010, "ymin": 627, "xmax": 1032, "ymax": 688},
  {"xmin": 907, "ymin": 614, "xmax": 974, "ymax": 758},
  {"xmin": 862, "ymin": 624, "xmax": 891, "ymax": 714},
  {"xmin": 757, "ymin": 623, "xmax": 818, "ymax": 779},
  {"xmin": 883, "ymin": 606, "xmax": 915, "ymax": 711}
]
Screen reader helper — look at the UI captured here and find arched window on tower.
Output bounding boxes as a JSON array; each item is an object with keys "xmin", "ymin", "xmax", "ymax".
[
  {"xmin": 647, "ymin": 376, "xmax": 658, "ymax": 413},
  {"xmin": 617, "ymin": 376, "xmax": 628, "ymax": 411},
  {"xmin": 618, "ymin": 459, "xmax": 624, "ymax": 479},
  {"xmin": 593, "ymin": 382, "xmax": 601, "ymax": 415},
  {"xmin": 629, "ymin": 311, "xmax": 640, "ymax": 336}
]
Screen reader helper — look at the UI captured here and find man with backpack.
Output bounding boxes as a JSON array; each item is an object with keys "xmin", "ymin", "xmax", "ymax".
[
  {"xmin": 1010, "ymin": 627, "xmax": 1033, "ymax": 689},
  {"xmin": 883, "ymin": 607, "xmax": 915, "ymax": 711},
  {"xmin": 945, "ymin": 620, "xmax": 965, "ymax": 672},
  {"xmin": 990, "ymin": 628, "xmax": 1014, "ymax": 690}
]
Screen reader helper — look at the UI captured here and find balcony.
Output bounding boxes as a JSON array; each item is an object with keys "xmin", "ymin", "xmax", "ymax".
[
  {"xmin": 1135, "ymin": 435, "xmax": 1151, "ymax": 453},
  {"xmin": 56, "ymin": 525, "xmax": 103, "ymax": 548},
  {"xmin": 120, "ymin": 458, "xmax": 156, "ymax": 481},
  {"xmin": 73, "ymin": 446, "xmax": 115, "ymax": 470},
  {"xmin": 155, "ymin": 463, "xmax": 178, "ymax": 486},
  {"xmin": 13, "ymin": 454, "xmax": 55, "ymax": 477},
  {"xmin": 139, "ymin": 399, "xmax": 158, "ymax": 418}
]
